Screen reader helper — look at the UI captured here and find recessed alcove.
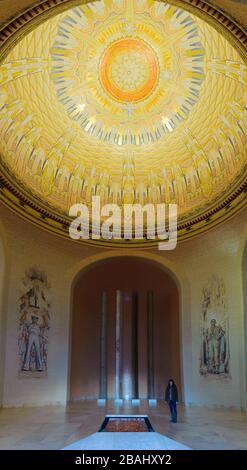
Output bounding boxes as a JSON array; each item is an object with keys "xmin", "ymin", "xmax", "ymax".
[{"xmin": 69, "ymin": 257, "xmax": 181, "ymax": 401}]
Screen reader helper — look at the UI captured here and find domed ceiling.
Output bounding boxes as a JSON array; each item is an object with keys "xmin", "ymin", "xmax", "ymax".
[{"xmin": 0, "ymin": 0, "xmax": 246, "ymax": 244}]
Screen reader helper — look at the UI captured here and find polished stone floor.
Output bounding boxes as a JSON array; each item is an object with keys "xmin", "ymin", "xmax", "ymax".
[
  {"xmin": 0, "ymin": 400, "xmax": 247, "ymax": 450},
  {"xmin": 63, "ymin": 431, "xmax": 190, "ymax": 450}
]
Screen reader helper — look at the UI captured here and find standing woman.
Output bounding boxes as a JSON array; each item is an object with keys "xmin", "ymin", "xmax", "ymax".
[{"xmin": 165, "ymin": 379, "xmax": 178, "ymax": 423}]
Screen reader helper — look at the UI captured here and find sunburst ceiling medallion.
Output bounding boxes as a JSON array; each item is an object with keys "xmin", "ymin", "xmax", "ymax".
[
  {"xmin": 99, "ymin": 38, "xmax": 159, "ymax": 103},
  {"xmin": 51, "ymin": 2, "xmax": 205, "ymax": 146}
]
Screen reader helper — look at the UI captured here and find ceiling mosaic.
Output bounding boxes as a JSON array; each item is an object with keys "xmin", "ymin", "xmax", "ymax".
[
  {"xmin": 0, "ymin": 0, "xmax": 246, "ymax": 243},
  {"xmin": 50, "ymin": 3, "xmax": 205, "ymax": 146}
]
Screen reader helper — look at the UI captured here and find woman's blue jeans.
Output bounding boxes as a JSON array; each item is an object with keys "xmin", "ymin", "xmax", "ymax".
[{"xmin": 169, "ymin": 400, "xmax": 177, "ymax": 422}]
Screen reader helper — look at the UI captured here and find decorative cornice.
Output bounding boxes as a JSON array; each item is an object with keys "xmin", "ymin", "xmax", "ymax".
[{"xmin": 0, "ymin": 1, "xmax": 247, "ymax": 60}]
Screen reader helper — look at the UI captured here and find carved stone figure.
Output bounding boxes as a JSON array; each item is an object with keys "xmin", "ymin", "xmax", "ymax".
[
  {"xmin": 200, "ymin": 277, "xmax": 230, "ymax": 377},
  {"xmin": 206, "ymin": 319, "xmax": 226, "ymax": 374},
  {"xmin": 18, "ymin": 268, "xmax": 51, "ymax": 376},
  {"xmin": 22, "ymin": 313, "xmax": 43, "ymax": 371}
]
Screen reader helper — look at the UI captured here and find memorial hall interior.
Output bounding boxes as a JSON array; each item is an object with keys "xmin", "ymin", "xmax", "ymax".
[{"xmin": 0, "ymin": 0, "xmax": 246, "ymax": 450}]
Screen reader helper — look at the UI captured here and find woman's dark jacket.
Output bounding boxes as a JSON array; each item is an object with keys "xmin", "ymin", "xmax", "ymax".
[{"xmin": 165, "ymin": 384, "xmax": 178, "ymax": 402}]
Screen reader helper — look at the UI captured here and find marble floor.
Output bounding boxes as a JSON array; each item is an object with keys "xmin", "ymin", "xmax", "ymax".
[
  {"xmin": 0, "ymin": 400, "xmax": 247, "ymax": 450},
  {"xmin": 63, "ymin": 431, "xmax": 190, "ymax": 450}
]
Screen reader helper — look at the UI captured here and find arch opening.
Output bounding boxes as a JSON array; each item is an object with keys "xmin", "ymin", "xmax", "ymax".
[{"xmin": 69, "ymin": 256, "xmax": 181, "ymax": 402}]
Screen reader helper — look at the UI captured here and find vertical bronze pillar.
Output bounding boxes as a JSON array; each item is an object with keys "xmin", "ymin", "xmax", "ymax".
[
  {"xmin": 132, "ymin": 292, "xmax": 139, "ymax": 398},
  {"xmin": 147, "ymin": 290, "xmax": 155, "ymax": 399},
  {"xmin": 122, "ymin": 292, "xmax": 139, "ymax": 399},
  {"xmin": 115, "ymin": 289, "xmax": 122, "ymax": 399},
  {"xmin": 99, "ymin": 290, "xmax": 107, "ymax": 399}
]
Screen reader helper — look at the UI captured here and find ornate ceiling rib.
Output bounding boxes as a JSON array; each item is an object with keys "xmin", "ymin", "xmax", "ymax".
[{"xmin": 0, "ymin": 0, "xmax": 246, "ymax": 247}]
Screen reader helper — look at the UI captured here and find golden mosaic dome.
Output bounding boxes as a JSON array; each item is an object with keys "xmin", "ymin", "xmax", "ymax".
[{"xmin": 0, "ymin": 0, "xmax": 246, "ymax": 244}]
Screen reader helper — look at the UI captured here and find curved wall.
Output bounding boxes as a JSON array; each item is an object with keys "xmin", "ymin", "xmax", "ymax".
[
  {"xmin": 0, "ymin": 230, "xmax": 6, "ymax": 405},
  {"xmin": 0, "ymin": 203, "xmax": 246, "ymax": 408},
  {"xmin": 242, "ymin": 241, "xmax": 247, "ymax": 408}
]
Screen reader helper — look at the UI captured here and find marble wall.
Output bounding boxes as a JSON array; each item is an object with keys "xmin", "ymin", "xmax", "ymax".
[
  {"xmin": 242, "ymin": 243, "xmax": 247, "ymax": 407},
  {"xmin": 0, "ymin": 203, "xmax": 246, "ymax": 408},
  {"xmin": 0, "ymin": 232, "xmax": 6, "ymax": 405}
]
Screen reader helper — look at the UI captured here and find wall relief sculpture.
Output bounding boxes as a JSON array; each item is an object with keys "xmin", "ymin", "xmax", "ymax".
[
  {"xmin": 18, "ymin": 268, "xmax": 51, "ymax": 377},
  {"xmin": 200, "ymin": 276, "xmax": 230, "ymax": 377}
]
